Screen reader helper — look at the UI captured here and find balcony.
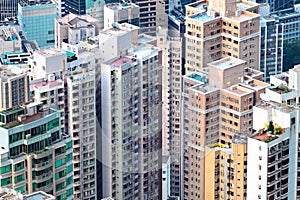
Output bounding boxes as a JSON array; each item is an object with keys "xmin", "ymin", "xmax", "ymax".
[
  {"xmin": 33, "ymin": 171, "xmax": 52, "ymax": 183},
  {"xmin": 32, "ymin": 148, "xmax": 52, "ymax": 159},
  {"xmin": 34, "ymin": 160, "xmax": 52, "ymax": 170}
]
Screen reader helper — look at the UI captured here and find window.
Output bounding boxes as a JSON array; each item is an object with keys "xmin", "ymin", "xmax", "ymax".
[
  {"xmin": 66, "ymin": 141, "xmax": 72, "ymax": 149},
  {"xmin": 0, "ymin": 165, "xmax": 11, "ymax": 174},
  {"xmin": 1, "ymin": 177, "xmax": 11, "ymax": 186},
  {"xmin": 14, "ymin": 174, "xmax": 25, "ymax": 183}
]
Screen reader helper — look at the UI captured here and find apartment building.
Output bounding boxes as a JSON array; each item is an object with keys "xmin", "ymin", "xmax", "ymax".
[
  {"xmin": 204, "ymin": 134, "xmax": 247, "ymax": 200},
  {"xmin": 132, "ymin": 0, "xmax": 169, "ymax": 35},
  {"xmin": 55, "ymin": 13, "xmax": 100, "ymax": 49},
  {"xmin": 160, "ymin": 10, "xmax": 185, "ymax": 197},
  {"xmin": 248, "ymin": 102, "xmax": 299, "ymax": 199},
  {"xmin": 103, "ymin": 2, "xmax": 140, "ymax": 29},
  {"xmin": 184, "ymin": 0, "xmax": 260, "ymax": 73},
  {"xmin": 29, "ymin": 42, "xmax": 99, "ymax": 199},
  {"xmin": 0, "ymin": 102, "xmax": 73, "ymax": 199},
  {"xmin": 0, "ymin": 66, "xmax": 30, "ymax": 111},
  {"xmin": 99, "ymin": 25, "xmax": 162, "ymax": 199},
  {"xmin": 181, "ymin": 71, "xmax": 219, "ymax": 199},
  {"xmin": 181, "ymin": 56, "xmax": 269, "ymax": 199},
  {"xmin": 63, "ymin": 44, "xmax": 99, "ymax": 200}
]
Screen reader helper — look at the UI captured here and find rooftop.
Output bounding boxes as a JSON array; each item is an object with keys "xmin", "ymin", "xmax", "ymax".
[
  {"xmin": 227, "ymin": 11, "xmax": 259, "ymax": 22},
  {"xmin": 208, "ymin": 143, "xmax": 234, "ymax": 154},
  {"xmin": 133, "ymin": 45, "xmax": 158, "ymax": 59},
  {"xmin": 105, "ymin": 2, "xmax": 139, "ymax": 10},
  {"xmin": 19, "ymin": 0, "xmax": 54, "ymax": 7},
  {"xmin": 0, "ymin": 187, "xmax": 23, "ymax": 199},
  {"xmin": 36, "ymin": 48, "xmax": 66, "ymax": 58},
  {"xmin": 236, "ymin": 1, "xmax": 258, "ymax": 11},
  {"xmin": 227, "ymin": 85, "xmax": 253, "ymax": 96},
  {"xmin": 244, "ymin": 67, "xmax": 264, "ymax": 78},
  {"xmin": 31, "ymin": 80, "xmax": 63, "ymax": 90},
  {"xmin": 138, "ymin": 34, "xmax": 156, "ymax": 44},
  {"xmin": 0, "ymin": 66, "xmax": 27, "ymax": 82},
  {"xmin": 57, "ymin": 13, "xmax": 98, "ymax": 25},
  {"xmin": 24, "ymin": 191, "xmax": 55, "ymax": 200},
  {"xmin": 269, "ymin": 85, "xmax": 292, "ymax": 94},
  {"xmin": 185, "ymin": 72, "xmax": 206, "ymax": 83},
  {"xmin": 110, "ymin": 57, "xmax": 133, "ymax": 66},
  {"xmin": 186, "ymin": 1, "xmax": 208, "ymax": 11},
  {"xmin": 190, "ymin": 13, "xmax": 213, "ymax": 23},
  {"xmin": 191, "ymin": 84, "xmax": 218, "ymax": 94},
  {"xmin": 0, "ymin": 106, "xmax": 56, "ymax": 129},
  {"xmin": 241, "ymin": 78, "xmax": 270, "ymax": 90},
  {"xmin": 0, "ymin": 27, "xmax": 20, "ymax": 42},
  {"xmin": 256, "ymin": 101, "xmax": 297, "ymax": 114},
  {"xmin": 208, "ymin": 56, "xmax": 245, "ymax": 69}
]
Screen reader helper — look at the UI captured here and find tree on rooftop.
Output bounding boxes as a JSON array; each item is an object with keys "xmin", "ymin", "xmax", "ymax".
[{"xmin": 268, "ymin": 121, "xmax": 274, "ymax": 133}]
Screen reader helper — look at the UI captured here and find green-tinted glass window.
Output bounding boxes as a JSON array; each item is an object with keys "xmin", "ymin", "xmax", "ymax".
[
  {"xmin": 66, "ymin": 188, "xmax": 73, "ymax": 196},
  {"xmin": 66, "ymin": 176, "xmax": 73, "ymax": 185},
  {"xmin": 47, "ymin": 118, "xmax": 59, "ymax": 130},
  {"xmin": 14, "ymin": 174, "xmax": 25, "ymax": 183},
  {"xmin": 15, "ymin": 186, "xmax": 25, "ymax": 193},
  {"xmin": 66, "ymin": 153, "xmax": 72, "ymax": 162},
  {"xmin": 55, "ymin": 170, "xmax": 65, "ymax": 180},
  {"xmin": 0, "ymin": 165, "xmax": 11, "ymax": 174},
  {"xmin": 55, "ymin": 146, "xmax": 66, "ymax": 156},
  {"xmin": 56, "ymin": 181, "xmax": 67, "ymax": 192},
  {"xmin": 1, "ymin": 177, "xmax": 12, "ymax": 186},
  {"xmin": 57, "ymin": 193, "xmax": 67, "ymax": 200},
  {"xmin": 66, "ymin": 165, "xmax": 73, "ymax": 174},
  {"xmin": 14, "ymin": 162, "xmax": 24, "ymax": 171},
  {"xmin": 55, "ymin": 158, "xmax": 66, "ymax": 168},
  {"xmin": 66, "ymin": 141, "xmax": 72, "ymax": 149}
]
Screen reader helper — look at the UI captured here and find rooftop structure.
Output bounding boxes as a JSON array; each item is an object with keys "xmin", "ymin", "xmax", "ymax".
[
  {"xmin": 0, "ymin": 27, "xmax": 22, "ymax": 54},
  {"xmin": 104, "ymin": 2, "xmax": 139, "ymax": 29},
  {"xmin": 0, "ymin": 187, "xmax": 23, "ymax": 199},
  {"xmin": 55, "ymin": 13, "xmax": 99, "ymax": 49}
]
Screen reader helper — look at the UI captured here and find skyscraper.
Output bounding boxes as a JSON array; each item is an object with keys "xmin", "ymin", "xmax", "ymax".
[
  {"xmin": 18, "ymin": 0, "xmax": 57, "ymax": 48},
  {"xmin": 0, "ymin": 0, "xmax": 23, "ymax": 20},
  {"xmin": 99, "ymin": 24, "xmax": 162, "ymax": 200},
  {"xmin": 184, "ymin": 0, "xmax": 260, "ymax": 73},
  {"xmin": 180, "ymin": 56, "xmax": 269, "ymax": 199}
]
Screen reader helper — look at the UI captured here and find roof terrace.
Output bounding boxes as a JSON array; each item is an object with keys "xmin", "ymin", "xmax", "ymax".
[
  {"xmin": 227, "ymin": 85, "xmax": 253, "ymax": 96},
  {"xmin": 0, "ymin": 27, "xmax": 20, "ymax": 42},
  {"xmin": 185, "ymin": 72, "xmax": 207, "ymax": 83},
  {"xmin": 269, "ymin": 85, "xmax": 292, "ymax": 94},
  {"xmin": 227, "ymin": 10, "xmax": 259, "ymax": 22},
  {"xmin": 252, "ymin": 121, "xmax": 284, "ymax": 143},
  {"xmin": 190, "ymin": 13, "xmax": 213, "ymax": 23},
  {"xmin": 110, "ymin": 57, "xmax": 133, "ymax": 66},
  {"xmin": 241, "ymin": 78, "xmax": 270, "ymax": 90}
]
